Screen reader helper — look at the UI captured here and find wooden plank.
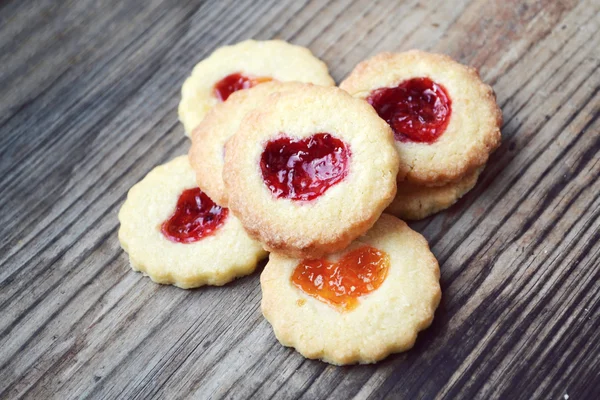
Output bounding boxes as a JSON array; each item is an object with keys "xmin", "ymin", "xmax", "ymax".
[{"xmin": 0, "ymin": 0, "xmax": 598, "ymax": 398}]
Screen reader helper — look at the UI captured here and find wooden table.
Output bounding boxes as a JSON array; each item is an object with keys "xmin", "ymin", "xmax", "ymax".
[{"xmin": 1, "ymin": 0, "xmax": 599, "ymax": 398}]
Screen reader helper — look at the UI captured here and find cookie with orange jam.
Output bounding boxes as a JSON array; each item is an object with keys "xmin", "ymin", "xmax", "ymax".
[
  {"xmin": 261, "ymin": 214, "xmax": 441, "ymax": 365},
  {"xmin": 340, "ymin": 50, "xmax": 502, "ymax": 186},
  {"xmin": 189, "ymin": 81, "xmax": 307, "ymax": 207},
  {"xmin": 118, "ymin": 156, "xmax": 267, "ymax": 288},
  {"xmin": 223, "ymin": 84, "xmax": 399, "ymax": 259},
  {"xmin": 386, "ymin": 166, "xmax": 483, "ymax": 220},
  {"xmin": 178, "ymin": 40, "xmax": 335, "ymax": 136}
]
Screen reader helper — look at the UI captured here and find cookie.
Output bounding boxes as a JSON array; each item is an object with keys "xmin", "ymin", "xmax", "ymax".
[
  {"xmin": 118, "ymin": 155, "xmax": 268, "ymax": 288},
  {"xmin": 223, "ymin": 84, "xmax": 399, "ymax": 259},
  {"xmin": 189, "ymin": 81, "xmax": 307, "ymax": 207},
  {"xmin": 340, "ymin": 50, "xmax": 502, "ymax": 186},
  {"xmin": 261, "ymin": 214, "xmax": 441, "ymax": 365},
  {"xmin": 386, "ymin": 166, "xmax": 482, "ymax": 220},
  {"xmin": 179, "ymin": 40, "xmax": 335, "ymax": 136}
]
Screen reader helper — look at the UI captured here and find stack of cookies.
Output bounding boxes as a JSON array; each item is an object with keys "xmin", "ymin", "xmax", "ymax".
[
  {"xmin": 118, "ymin": 40, "xmax": 501, "ymax": 365},
  {"xmin": 340, "ymin": 52, "xmax": 502, "ymax": 220}
]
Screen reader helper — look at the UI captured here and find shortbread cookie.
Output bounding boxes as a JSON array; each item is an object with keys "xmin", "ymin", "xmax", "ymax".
[
  {"xmin": 340, "ymin": 50, "xmax": 502, "ymax": 186},
  {"xmin": 118, "ymin": 155, "xmax": 267, "ymax": 288},
  {"xmin": 189, "ymin": 81, "xmax": 306, "ymax": 206},
  {"xmin": 223, "ymin": 84, "xmax": 399, "ymax": 259},
  {"xmin": 261, "ymin": 214, "xmax": 441, "ymax": 365},
  {"xmin": 386, "ymin": 167, "xmax": 482, "ymax": 220},
  {"xmin": 179, "ymin": 40, "xmax": 335, "ymax": 136}
]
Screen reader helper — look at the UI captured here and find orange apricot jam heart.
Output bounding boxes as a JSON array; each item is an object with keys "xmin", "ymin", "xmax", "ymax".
[
  {"xmin": 161, "ymin": 188, "xmax": 228, "ymax": 243},
  {"xmin": 213, "ymin": 73, "xmax": 273, "ymax": 102},
  {"xmin": 291, "ymin": 246, "xmax": 390, "ymax": 311}
]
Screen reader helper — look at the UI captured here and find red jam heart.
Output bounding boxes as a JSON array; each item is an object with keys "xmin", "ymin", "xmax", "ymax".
[
  {"xmin": 260, "ymin": 133, "xmax": 350, "ymax": 201},
  {"xmin": 291, "ymin": 246, "xmax": 390, "ymax": 311},
  {"xmin": 161, "ymin": 188, "xmax": 228, "ymax": 243},
  {"xmin": 213, "ymin": 73, "xmax": 273, "ymax": 102},
  {"xmin": 367, "ymin": 77, "xmax": 452, "ymax": 143}
]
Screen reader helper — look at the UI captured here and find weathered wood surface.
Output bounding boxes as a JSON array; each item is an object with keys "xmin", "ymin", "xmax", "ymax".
[{"xmin": 1, "ymin": 0, "xmax": 599, "ymax": 398}]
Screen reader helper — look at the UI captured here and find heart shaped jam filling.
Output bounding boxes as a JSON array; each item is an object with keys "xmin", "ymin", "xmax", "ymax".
[
  {"xmin": 367, "ymin": 77, "xmax": 451, "ymax": 143},
  {"xmin": 161, "ymin": 188, "xmax": 228, "ymax": 243},
  {"xmin": 260, "ymin": 133, "xmax": 350, "ymax": 201},
  {"xmin": 213, "ymin": 72, "xmax": 273, "ymax": 102},
  {"xmin": 291, "ymin": 246, "xmax": 390, "ymax": 311}
]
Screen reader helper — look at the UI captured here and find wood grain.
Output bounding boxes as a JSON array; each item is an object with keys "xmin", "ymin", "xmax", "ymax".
[{"xmin": 1, "ymin": 0, "xmax": 599, "ymax": 398}]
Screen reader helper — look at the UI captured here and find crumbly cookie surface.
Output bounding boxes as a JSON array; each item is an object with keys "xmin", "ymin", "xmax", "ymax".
[
  {"xmin": 118, "ymin": 156, "xmax": 267, "ymax": 288},
  {"xmin": 189, "ymin": 82, "xmax": 307, "ymax": 207},
  {"xmin": 178, "ymin": 40, "xmax": 335, "ymax": 136},
  {"xmin": 340, "ymin": 50, "xmax": 502, "ymax": 185},
  {"xmin": 386, "ymin": 166, "xmax": 482, "ymax": 220},
  {"xmin": 223, "ymin": 84, "xmax": 399, "ymax": 259},
  {"xmin": 261, "ymin": 214, "xmax": 441, "ymax": 365}
]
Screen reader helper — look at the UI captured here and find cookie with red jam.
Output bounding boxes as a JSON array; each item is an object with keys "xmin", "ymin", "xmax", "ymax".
[
  {"xmin": 386, "ymin": 166, "xmax": 482, "ymax": 220},
  {"xmin": 189, "ymin": 82, "xmax": 307, "ymax": 207},
  {"xmin": 178, "ymin": 40, "xmax": 335, "ymax": 136},
  {"xmin": 340, "ymin": 50, "xmax": 502, "ymax": 186},
  {"xmin": 118, "ymin": 156, "xmax": 267, "ymax": 288},
  {"xmin": 261, "ymin": 214, "xmax": 441, "ymax": 365},
  {"xmin": 223, "ymin": 84, "xmax": 399, "ymax": 259}
]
